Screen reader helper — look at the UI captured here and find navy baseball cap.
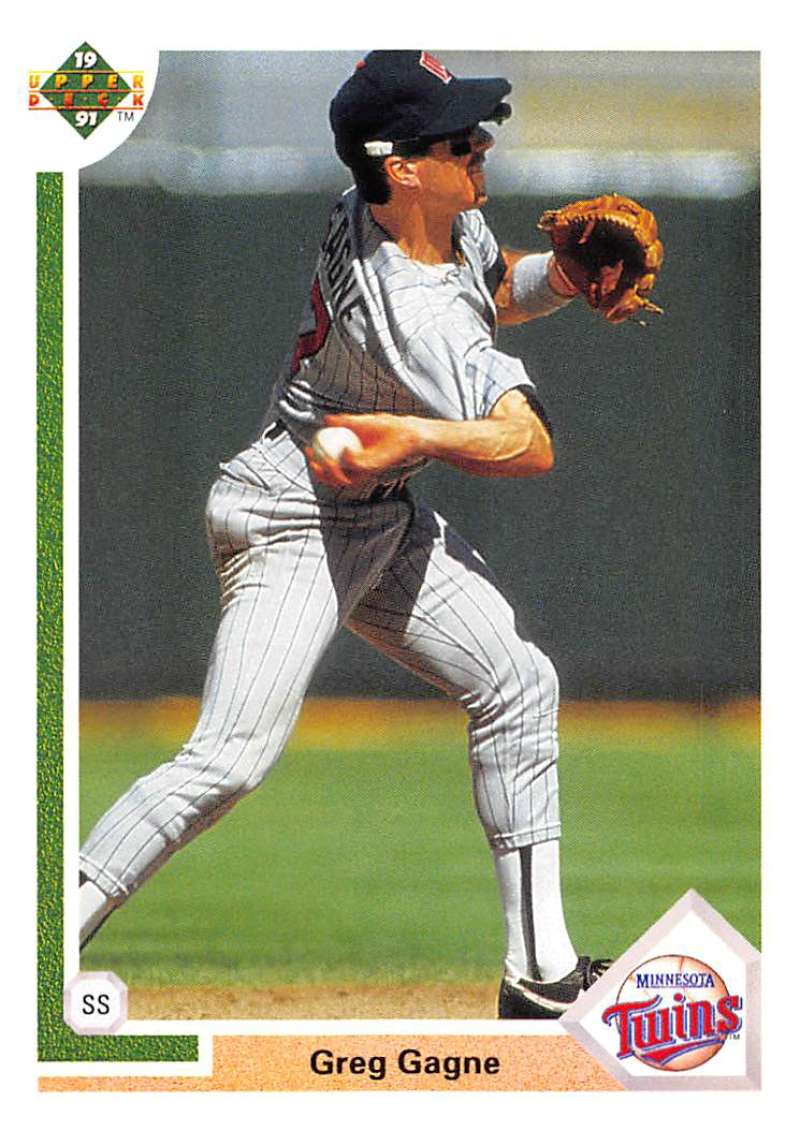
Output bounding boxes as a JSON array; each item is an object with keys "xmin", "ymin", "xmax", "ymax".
[{"xmin": 330, "ymin": 50, "xmax": 512, "ymax": 162}]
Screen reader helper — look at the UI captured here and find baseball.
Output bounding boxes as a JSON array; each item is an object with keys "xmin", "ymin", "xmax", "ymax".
[{"xmin": 312, "ymin": 426, "xmax": 363, "ymax": 464}]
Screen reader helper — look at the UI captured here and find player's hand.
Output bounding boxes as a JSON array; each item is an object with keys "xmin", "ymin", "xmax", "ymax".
[{"xmin": 305, "ymin": 412, "xmax": 426, "ymax": 489}]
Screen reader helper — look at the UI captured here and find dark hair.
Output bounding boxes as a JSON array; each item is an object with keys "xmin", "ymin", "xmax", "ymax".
[
  {"xmin": 345, "ymin": 150, "xmax": 392, "ymax": 205},
  {"xmin": 341, "ymin": 139, "xmax": 436, "ymax": 205}
]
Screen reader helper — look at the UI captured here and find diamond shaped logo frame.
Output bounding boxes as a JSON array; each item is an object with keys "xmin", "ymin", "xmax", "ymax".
[
  {"xmin": 39, "ymin": 42, "xmax": 132, "ymax": 138},
  {"xmin": 561, "ymin": 890, "xmax": 760, "ymax": 1090}
]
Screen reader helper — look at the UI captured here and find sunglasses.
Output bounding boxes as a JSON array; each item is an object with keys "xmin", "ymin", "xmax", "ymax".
[
  {"xmin": 368, "ymin": 102, "xmax": 511, "ymax": 160},
  {"xmin": 393, "ymin": 128, "xmax": 482, "ymax": 159}
]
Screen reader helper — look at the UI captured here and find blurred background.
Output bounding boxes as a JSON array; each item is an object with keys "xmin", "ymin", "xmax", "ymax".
[
  {"xmin": 80, "ymin": 50, "xmax": 759, "ymax": 702},
  {"xmin": 79, "ymin": 52, "xmax": 760, "ymax": 1001}
]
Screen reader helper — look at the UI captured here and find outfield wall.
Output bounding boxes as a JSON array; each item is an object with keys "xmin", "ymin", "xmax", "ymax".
[{"xmin": 79, "ymin": 187, "xmax": 759, "ymax": 701}]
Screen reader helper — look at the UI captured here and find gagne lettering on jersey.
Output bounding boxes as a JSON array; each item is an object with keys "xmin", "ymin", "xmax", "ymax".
[
  {"xmin": 309, "ymin": 1046, "xmax": 501, "ymax": 1081},
  {"xmin": 320, "ymin": 201, "xmax": 365, "ymax": 324}
]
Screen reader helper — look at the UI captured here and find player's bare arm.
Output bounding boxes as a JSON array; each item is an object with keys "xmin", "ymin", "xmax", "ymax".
[
  {"xmin": 307, "ymin": 388, "xmax": 553, "ymax": 488},
  {"xmin": 494, "ymin": 248, "xmax": 579, "ymax": 326}
]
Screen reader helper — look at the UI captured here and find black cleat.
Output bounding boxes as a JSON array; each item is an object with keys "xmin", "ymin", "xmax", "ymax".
[{"xmin": 498, "ymin": 956, "xmax": 613, "ymax": 1019}]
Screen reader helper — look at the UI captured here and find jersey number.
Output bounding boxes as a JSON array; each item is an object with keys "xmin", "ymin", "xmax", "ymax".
[{"xmin": 290, "ymin": 276, "xmax": 331, "ymax": 375}]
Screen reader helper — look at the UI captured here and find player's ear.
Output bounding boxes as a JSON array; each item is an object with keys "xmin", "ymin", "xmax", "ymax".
[{"xmin": 384, "ymin": 155, "xmax": 421, "ymax": 191}]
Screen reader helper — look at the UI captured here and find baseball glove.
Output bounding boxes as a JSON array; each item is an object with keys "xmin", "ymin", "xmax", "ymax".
[{"xmin": 538, "ymin": 194, "xmax": 664, "ymax": 324}]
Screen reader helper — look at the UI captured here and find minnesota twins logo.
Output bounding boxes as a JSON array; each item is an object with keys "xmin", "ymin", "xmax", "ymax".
[
  {"xmin": 28, "ymin": 42, "xmax": 146, "ymax": 138},
  {"xmin": 419, "ymin": 51, "xmax": 452, "ymax": 84},
  {"xmin": 601, "ymin": 955, "xmax": 743, "ymax": 1071}
]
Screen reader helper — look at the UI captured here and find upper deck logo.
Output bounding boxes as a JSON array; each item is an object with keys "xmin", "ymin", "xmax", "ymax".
[
  {"xmin": 601, "ymin": 954, "xmax": 743, "ymax": 1071},
  {"xmin": 28, "ymin": 42, "xmax": 145, "ymax": 138}
]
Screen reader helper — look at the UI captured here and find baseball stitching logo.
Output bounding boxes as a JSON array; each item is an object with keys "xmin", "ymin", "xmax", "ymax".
[{"xmin": 601, "ymin": 955, "xmax": 743, "ymax": 1071}]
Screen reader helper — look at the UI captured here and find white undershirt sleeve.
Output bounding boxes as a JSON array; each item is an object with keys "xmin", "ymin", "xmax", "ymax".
[{"xmin": 511, "ymin": 253, "xmax": 575, "ymax": 318}]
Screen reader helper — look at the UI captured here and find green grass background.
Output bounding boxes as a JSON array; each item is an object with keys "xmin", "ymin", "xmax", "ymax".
[{"xmin": 80, "ymin": 708, "xmax": 759, "ymax": 986}]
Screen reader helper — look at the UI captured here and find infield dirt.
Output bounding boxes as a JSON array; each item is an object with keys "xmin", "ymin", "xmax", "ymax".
[{"xmin": 130, "ymin": 982, "xmax": 501, "ymax": 1020}]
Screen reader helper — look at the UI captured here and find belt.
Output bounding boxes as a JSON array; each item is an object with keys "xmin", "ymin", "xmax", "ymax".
[{"xmin": 367, "ymin": 477, "xmax": 409, "ymax": 502}]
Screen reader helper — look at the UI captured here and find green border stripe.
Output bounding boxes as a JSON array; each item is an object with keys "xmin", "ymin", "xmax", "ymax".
[{"xmin": 37, "ymin": 171, "xmax": 197, "ymax": 1064}]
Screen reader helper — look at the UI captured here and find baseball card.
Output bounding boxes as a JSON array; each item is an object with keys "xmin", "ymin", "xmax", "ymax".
[{"xmin": 10, "ymin": 5, "xmax": 782, "ymax": 1118}]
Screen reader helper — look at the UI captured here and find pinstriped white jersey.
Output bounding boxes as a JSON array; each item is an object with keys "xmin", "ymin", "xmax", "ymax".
[
  {"xmin": 269, "ymin": 189, "xmax": 558, "ymax": 459},
  {"xmin": 79, "ymin": 196, "xmax": 568, "ymax": 921}
]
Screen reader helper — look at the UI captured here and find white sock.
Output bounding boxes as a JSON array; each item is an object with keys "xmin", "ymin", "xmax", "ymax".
[
  {"xmin": 493, "ymin": 840, "xmax": 578, "ymax": 983},
  {"xmin": 79, "ymin": 878, "xmax": 115, "ymax": 946}
]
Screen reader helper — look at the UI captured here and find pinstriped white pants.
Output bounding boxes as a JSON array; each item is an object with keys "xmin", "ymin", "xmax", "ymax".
[{"xmin": 80, "ymin": 437, "xmax": 562, "ymax": 903}]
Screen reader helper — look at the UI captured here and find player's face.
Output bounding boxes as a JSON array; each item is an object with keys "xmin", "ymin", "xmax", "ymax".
[{"xmin": 415, "ymin": 126, "xmax": 495, "ymax": 211}]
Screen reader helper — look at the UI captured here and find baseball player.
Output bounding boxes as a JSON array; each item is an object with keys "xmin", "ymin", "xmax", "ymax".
[{"xmin": 78, "ymin": 50, "xmax": 617, "ymax": 1020}]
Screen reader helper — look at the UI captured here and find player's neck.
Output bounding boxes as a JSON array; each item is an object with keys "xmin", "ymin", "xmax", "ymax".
[{"xmin": 370, "ymin": 200, "xmax": 458, "ymax": 266}]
